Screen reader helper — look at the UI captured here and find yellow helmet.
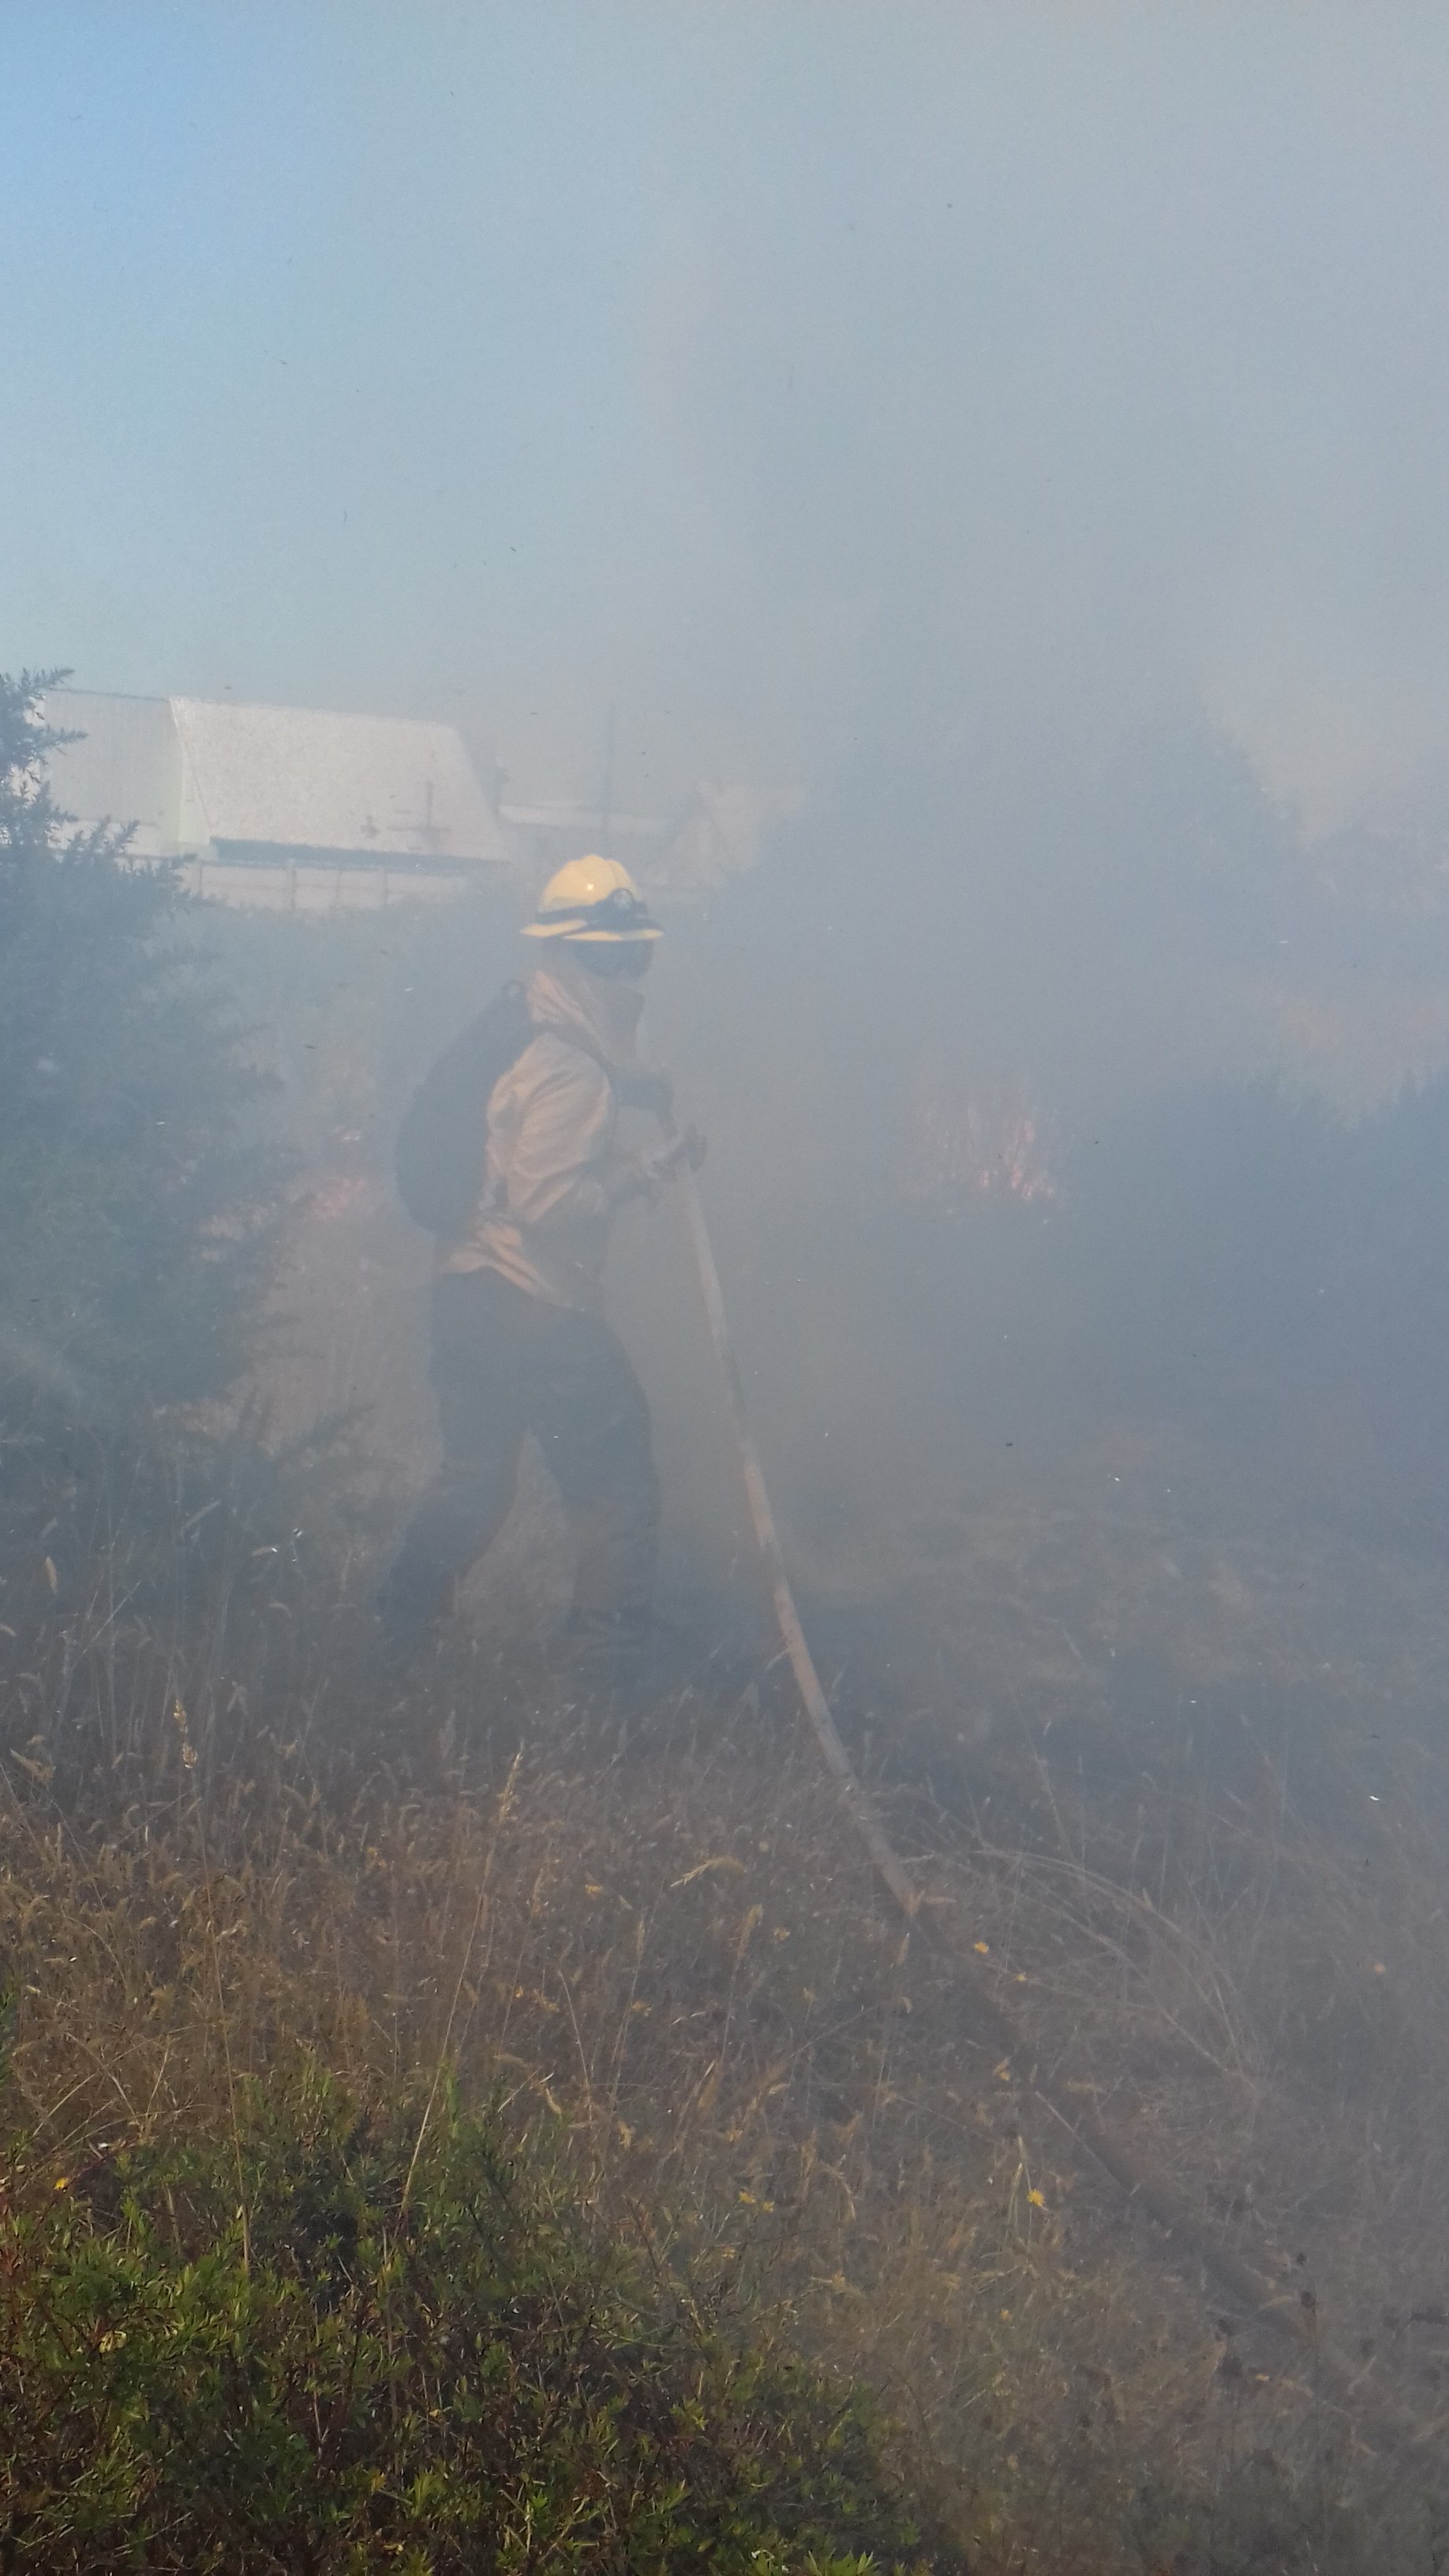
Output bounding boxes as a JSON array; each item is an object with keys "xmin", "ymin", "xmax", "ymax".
[{"xmin": 521, "ymin": 854, "xmax": 664, "ymax": 942}]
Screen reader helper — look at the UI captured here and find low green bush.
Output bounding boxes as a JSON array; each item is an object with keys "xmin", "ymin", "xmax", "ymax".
[{"xmin": 0, "ymin": 2061, "xmax": 949, "ymax": 2573}]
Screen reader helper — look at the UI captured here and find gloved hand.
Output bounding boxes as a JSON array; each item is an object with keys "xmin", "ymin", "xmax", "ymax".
[
  {"xmin": 608, "ymin": 1125, "xmax": 707, "ymax": 1208},
  {"xmin": 643, "ymin": 1122, "xmax": 707, "ymax": 1187}
]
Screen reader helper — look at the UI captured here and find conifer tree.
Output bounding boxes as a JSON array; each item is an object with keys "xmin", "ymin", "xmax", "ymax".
[{"xmin": 0, "ymin": 671, "xmax": 286, "ymax": 1634}]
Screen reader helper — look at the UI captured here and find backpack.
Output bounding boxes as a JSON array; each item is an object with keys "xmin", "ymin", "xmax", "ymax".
[{"xmin": 394, "ymin": 981, "xmax": 537, "ymax": 1240}]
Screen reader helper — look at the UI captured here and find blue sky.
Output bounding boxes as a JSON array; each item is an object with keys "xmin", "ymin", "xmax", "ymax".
[{"xmin": 6, "ymin": 3, "xmax": 1449, "ymax": 821}]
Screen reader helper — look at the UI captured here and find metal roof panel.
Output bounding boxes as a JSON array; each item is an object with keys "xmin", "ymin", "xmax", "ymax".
[{"xmin": 168, "ymin": 697, "xmax": 505, "ymax": 863}]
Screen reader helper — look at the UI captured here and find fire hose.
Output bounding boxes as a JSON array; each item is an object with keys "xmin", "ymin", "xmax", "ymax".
[{"xmin": 662, "ymin": 1136, "xmax": 1421, "ymax": 2451}]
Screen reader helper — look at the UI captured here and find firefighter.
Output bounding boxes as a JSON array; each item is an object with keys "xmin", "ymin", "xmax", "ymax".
[{"xmin": 379, "ymin": 856, "xmax": 703, "ymax": 1688}]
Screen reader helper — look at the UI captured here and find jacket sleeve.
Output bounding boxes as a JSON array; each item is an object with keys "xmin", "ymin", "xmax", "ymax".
[{"xmin": 496, "ymin": 1042, "xmax": 637, "ymax": 1233}]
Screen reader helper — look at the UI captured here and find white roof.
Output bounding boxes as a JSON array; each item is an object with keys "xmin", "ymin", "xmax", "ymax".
[{"xmin": 170, "ymin": 697, "xmax": 504, "ymax": 863}]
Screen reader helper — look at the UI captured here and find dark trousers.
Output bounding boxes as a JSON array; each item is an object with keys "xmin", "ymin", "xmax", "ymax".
[{"xmin": 380, "ymin": 1267, "xmax": 659, "ymax": 1664}]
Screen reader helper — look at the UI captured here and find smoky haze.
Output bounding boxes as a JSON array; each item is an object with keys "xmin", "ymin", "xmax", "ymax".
[
  {"xmin": 7, "ymin": 6, "xmax": 1449, "ymax": 831},
  {"xmin": 7, "ymin": 0, "xmax": 1449, "ymax": 1646},
  {"xmin": 13, "ymin": 0, "xmax": 1449, "ymax": 2555},
  {"xmin": 9, "ymin": 0, "xmax": 1449, "ymax": 1635},
  {"xmin": 13, "ymin": 5, "xmax": 1449, "ymax": 2555}
]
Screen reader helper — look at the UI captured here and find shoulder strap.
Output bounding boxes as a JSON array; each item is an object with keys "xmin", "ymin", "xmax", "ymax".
[{"xmin": 515, "ymin": 1011, "xmax": 613, "ymax": 1083}]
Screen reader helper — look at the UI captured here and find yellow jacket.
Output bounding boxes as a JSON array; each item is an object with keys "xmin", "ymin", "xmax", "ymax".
[{"xmin": 441, "ymin": 960, "xmax": 647, "ymax": 1312}]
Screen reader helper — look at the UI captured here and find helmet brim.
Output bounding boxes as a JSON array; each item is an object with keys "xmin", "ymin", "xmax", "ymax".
[{"xmin": 521, "ymin": 917, "xmax": 664, "ymax": 942}]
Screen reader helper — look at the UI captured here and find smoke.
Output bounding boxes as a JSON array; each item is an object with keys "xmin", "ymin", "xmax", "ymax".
[
  {"xmin": 9, "ymin": 2, "xmax": 1449, "ymax": 1588},
  {"xmin": 6, "ymin": 7, "xmax": 1449, "ymax": 828},
  {"xmin": 10, "ymin": 25, "xmax": 1449, "ymax": 2527}
]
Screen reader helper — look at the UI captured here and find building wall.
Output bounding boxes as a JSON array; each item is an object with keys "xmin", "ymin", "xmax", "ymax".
[
  {"xmin": 43, "ymin": 688, "xmax": 514, "ymax": 908},
  {"xmin": 43, "ymin": 691, "xmax": 181, "ymax": 858}
]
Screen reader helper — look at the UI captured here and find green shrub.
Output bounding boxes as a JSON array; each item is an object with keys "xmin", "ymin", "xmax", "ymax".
[
  {"xmin": 0, "ymin": 2061, "xmax": 948, "ymax": 2573},
  {"xmin": 0, "ymin": 672, "xmax": 309, "ymax": 1772}
]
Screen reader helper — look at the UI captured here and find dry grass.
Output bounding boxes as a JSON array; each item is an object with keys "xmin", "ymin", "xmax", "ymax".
[
  {"xmin": 6, "ymin": 1603, "xmax": 1443, "ymax": 2572},
  {"xmin": 7, "ymin": 1158, "xmax": 1449, "ymax": 2563}
]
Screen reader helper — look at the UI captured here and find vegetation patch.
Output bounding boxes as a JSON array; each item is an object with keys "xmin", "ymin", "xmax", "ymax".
[{"xmin": 0, "ymin": 2057, "xmax": 944, "ymax": 2574}]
